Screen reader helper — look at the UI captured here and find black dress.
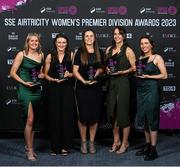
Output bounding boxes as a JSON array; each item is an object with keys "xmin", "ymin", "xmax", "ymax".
[
  {"xmin": 48, "ymin": 54, "xmax": 75, "ymax": 152},
  {"xmin": 74, "ymin": 49, "xmax": 104, "ymax": 124}
]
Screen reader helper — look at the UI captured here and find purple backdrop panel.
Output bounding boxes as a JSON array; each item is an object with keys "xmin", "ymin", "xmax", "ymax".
[
  {"xmin": 0, "ymin": 0, "xmax": 28, "ymax": 13},
  {"xmin": 160, "ymin": 99, "xmax": 180, "ymax": 129}
]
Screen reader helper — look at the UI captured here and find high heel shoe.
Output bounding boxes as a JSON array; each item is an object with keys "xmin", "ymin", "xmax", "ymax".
[
  {"xmin": 80, "ymin": 141, "xmax": 88, "ymax": 154},
  {"xmin": 26, "ymin": 148, "xmax": 36, "ymax": 161},
  {"xmin": 89, "ymin": 141, "xmax": 96, "ymax": 154},
  {"xmin": 116, "ymin": 143, "xmax": 129, "ymax": 154},
  {"xmin": 50, "ymin": 149, "xmax": 57, "ymax": 156},
  {"xmin": 25, "ymin": 145, "xmax": 37, "ymax": 157},
  {"xmin": 61, "ymin": 149, "xmax": 69, "ymax": 156},
  {"xmin": 109, "ymin": 141, "xmax": 121, "ymax": 153}
]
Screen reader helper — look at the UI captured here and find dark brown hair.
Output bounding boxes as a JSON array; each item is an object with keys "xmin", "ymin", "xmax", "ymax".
[
  {"xmin": 140, "ymin": 35, "xmax": 155, "ymax": 56},
  {"xmin": 51, "ymin": 33, "xmax": 71, "ymax": 61},
  {"xmin": 106, "ymin": 26, "xmax": 128, "ymax": 59},
  {"xmin": 80, "ymin": 29, "xmax": 101, "ymax": 65}
]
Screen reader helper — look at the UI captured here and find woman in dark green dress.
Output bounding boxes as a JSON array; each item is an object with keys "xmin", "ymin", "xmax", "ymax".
[
  {"xmin": 105, "ymin": 27, "xmax": 136, "ymax": 154},
  {"xmin": 135, "ymin": 35, "xmax": 167, "ymax": 161},
  {"xmin": 44, "ymin": 33, "xmax": 75, "ymax": 156},
  {"xmin": 10, "ymin": 33, "xmax": 44, "ymax": 161}
]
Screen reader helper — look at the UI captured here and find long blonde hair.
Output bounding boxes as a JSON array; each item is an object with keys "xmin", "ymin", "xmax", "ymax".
[{"xmin": 24, "ymin": 32, "xmax": 42, "ymax": 55}]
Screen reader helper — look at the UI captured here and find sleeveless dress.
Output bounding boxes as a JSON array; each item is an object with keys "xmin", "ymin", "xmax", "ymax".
[
  {"xmin": 74, "ymin": 49, "xmax": 103, "ymax": 124},
  {"xmin": 18, "ymin": 55, "xmax": 43, "ymax": 127},
  {"xmin": 106, "ymin": 46, "xmax": 131, "ymax": 128},
  {"xmin": 48, "ymin": 54, "xmax": 75, "ymax": 152},
  {"xmin": 136, "ymin": 57, "xmax": 160, "ymax": 131}
]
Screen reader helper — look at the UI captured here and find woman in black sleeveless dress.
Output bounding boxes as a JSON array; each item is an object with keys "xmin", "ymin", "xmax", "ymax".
[
  {"xmin": 135, "ymin": 35, "xmax": 167, "ymax": 161},
  {"xmin": 73, "ymin": 29, "xmax": 104, "ymax": 154},
  {"xmin": 44, "ymin": 33, "xmax": 75, "ymax": 156}
]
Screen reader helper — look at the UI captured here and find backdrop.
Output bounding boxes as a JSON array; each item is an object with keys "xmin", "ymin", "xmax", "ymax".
[{"xmin": 0, "ymin": 0, "xmax": 180, "ymax": 131}]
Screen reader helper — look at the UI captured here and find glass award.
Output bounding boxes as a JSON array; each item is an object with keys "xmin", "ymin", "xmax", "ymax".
[
  {"xmin": 88, "ymin": 66, "xmax": 96, "ymax": 81},
  {"xmin": 107, "ymin": 58, "xmax": 118, "ymax": 74},
  {"xmin": 136, "ymin": 58, "xmax": 147, "ymax": 76},
  {"xmin": 56, "ymin": 64, "xmax": 66, "ymax": 80},
  {"xmin": 30, "ymin": 68, "xmax": 41, "ymax": 86}
]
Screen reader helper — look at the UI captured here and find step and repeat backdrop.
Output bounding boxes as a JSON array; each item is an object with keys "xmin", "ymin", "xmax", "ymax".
[{"xmin": 0, "ymin": 0, "xmax": 180, "ymax": 131}]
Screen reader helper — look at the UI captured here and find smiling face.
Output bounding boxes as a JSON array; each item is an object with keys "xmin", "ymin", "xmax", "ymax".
[
  {"xmin": 84, "ymin": 30, "xmax": 95, "ymax": 46},
  {"xmin": 56, "ymin": 37, "xmax": 67, "ymax": 52},
  {"xmin": 113, "ymin": 28, "xmax": 124, "ymax": 44},
  {"xmin": 140, "ymin": 38, "xmax": 153, "ymax": 55},
  {"xmin": 28, "ymin": 36, "xmax": 39, "ymax": 51}
]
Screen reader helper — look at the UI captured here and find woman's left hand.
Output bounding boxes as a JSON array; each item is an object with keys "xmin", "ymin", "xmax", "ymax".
[
  {"xmin": 138, "ymin": 74, "xmax": 150, "ymax": 78},
  {"xmin": 38, "ymin": 73, "xmax": 44, "ymax": 79},
  {"xmin": 64, "ymin": 70, "xmax": 73, "ymax": 78},
  {"xmin": 94, "ymin": 70, "xmax": 100, "ymax": 78},
  {"xmin": 110, "ymin": 70, "xmax": 124, "ymax": 76}
]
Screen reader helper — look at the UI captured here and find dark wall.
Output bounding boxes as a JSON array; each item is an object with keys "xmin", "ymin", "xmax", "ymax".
[{"xmin": 0, "ymin": 0, "xmax": 179, "ymax": 130}]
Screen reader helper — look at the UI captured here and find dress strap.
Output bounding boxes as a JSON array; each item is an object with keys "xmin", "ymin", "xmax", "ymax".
[
  {"xmin": 22, "ymin": 50, "xmax": 26, "ymax": 57},
  {"xmin": 152, "ymin": 54, "xmax": 157, "ymax": 61}
]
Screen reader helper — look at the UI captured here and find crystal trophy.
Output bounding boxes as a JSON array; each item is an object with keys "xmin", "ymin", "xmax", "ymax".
[
  {"xmin": 136, "ymin": 59, "xmax": 147, "ymax": 76},
  {"xmin": 56, "ymin": 64, "xmax": 66, "ymax": 79},
  {"xmin": 107, "ymin": 58, "xmax": 118, "ymax": 74},
  {"xmin": 30, "ymin": 68, "xmax": 41, "ymax": 86},
  {"xmin": 88, "ymin": 66, "xmax": 96, "ymax": 81}
]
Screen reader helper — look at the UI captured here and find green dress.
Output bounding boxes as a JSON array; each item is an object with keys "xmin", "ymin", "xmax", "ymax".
[
  {"xmin": 17, "ymin": 56, "xmax": 43, "ymax": 124},
  {"xmin": 136, "ymin": 58, "xmax": 160, "ymax": 131},
  {"xmin": 106, "ymin": 46, "xmax": 131, "ymax": 128}
]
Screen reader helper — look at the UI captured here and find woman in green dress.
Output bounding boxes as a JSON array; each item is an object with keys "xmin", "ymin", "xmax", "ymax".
[
  {"xmin": 135, "ymin": 35, "xmax": 167, "ymax": 161},
  {"xmin": 105, "ymin": 27, "xmax": 136, "ymax": 154},
  {"xmin": 10, "ymin": 33, "xmax": 44, "ymax": 161}
]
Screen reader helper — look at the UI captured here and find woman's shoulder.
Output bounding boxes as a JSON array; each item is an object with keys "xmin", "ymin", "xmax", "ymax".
[
  {"xmin": 125, "ymin": 46, "xmax": 135, "ymax": 59},
  {"xmin": 125, "ymin": 46, "xmax": 134, "ymax": 52},
  {"xmin": 105, "ymin": 46, "xmax": 112, "ymax": 54},
  {"xmin": 16, "ymin": 50, "xmax": 24, "ymax": 58},
  {"xmin": 153, "ymin": 54, "xmax": 161, "ymax": 58},
  {"xmin": 153, "ymin": 54, "xmax": 163, "ymax": 62},
  {"xmin": 18, "ymin": 50, "xmax": 25, "ymax": 55}
]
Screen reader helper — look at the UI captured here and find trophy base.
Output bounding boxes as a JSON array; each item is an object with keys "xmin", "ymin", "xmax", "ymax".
[
  {"xmin": 108, "ymin": 71, "xmax": 119, "ymax": 75},
  {"xmin": 59, "ymin": 77, "xmax": 68, "ymax": 80},
  {"xmin": 32, "ymin": 82, "xmax": 41, "ymax": 86}
]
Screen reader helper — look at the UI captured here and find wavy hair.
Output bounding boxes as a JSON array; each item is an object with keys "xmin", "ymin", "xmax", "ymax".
[{"xmin": 24, "ymin": 32, "xmax": 42, "ymax": 55}]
